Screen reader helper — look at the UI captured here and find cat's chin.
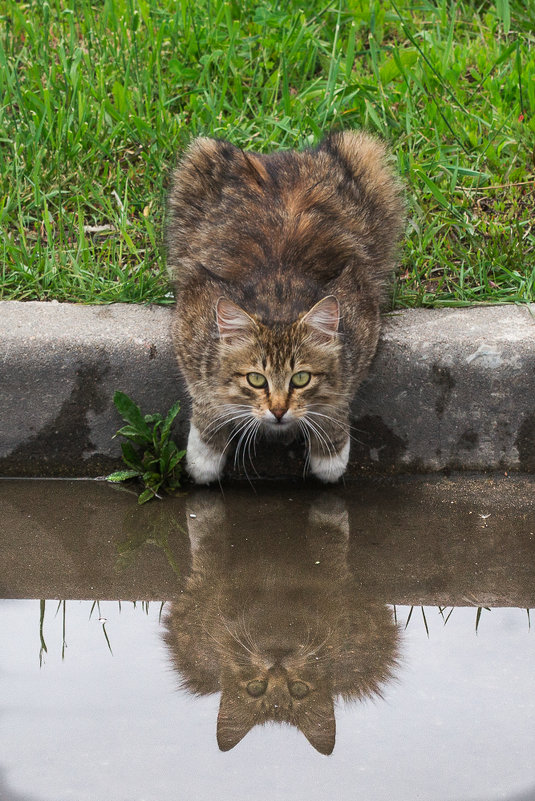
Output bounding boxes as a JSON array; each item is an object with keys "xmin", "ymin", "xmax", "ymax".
[{"xmin": 260, "ymin": 418, "xmax": 297, "ymax": 440}]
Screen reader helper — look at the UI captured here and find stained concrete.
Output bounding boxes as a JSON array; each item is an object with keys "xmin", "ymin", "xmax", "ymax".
[
  {"xmin": 353, "ymin": 305, "xmax": 535, "ymax": 473},
  {"xmin": 1, "ymin": 301, "xmax": 534, "ymax": 477},
  {"xmin": 0, "ymin": 301, "xmax": 186, "ymax": 476}
]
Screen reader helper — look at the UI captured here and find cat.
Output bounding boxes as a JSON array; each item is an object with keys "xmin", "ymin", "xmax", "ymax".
[
  {"xmin": 163, "ymin": 492, "xmax": 400, "ymax": 754},
  {"xmin": 166, "ymin": 131, "xmax": 404, "ymax": 483}
]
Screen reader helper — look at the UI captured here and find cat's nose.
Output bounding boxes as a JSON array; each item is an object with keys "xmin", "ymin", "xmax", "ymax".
[
  {"xmin": 267, "ymin": 646, "xmax": 292, "ymax": 665},
  {"xmin": 271, "ymin": 407, "xmax": 287, "ymax": 421}
]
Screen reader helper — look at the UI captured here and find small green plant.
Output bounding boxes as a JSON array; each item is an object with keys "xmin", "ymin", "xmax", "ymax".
[{"xmin": 107, "ymin": 391, "xmax": 186, "ymax": 504}]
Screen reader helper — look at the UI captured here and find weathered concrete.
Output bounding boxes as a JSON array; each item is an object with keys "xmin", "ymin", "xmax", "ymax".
[
  {"xmin": 0, "ymin": 301, "xmax": 186, "ymax": 476},
  {"xmin": 0, "ymin": 300, "xmax": 534, "ymax": 477},
  {"xmin": 353, "ymin": 305, "xmax": 535, "ymax": 474}
]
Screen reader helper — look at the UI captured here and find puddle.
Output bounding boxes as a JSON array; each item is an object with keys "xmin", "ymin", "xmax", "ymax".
[{"xmin": 1, "ymin": 476, "xmax": 534, "ymax": 801}]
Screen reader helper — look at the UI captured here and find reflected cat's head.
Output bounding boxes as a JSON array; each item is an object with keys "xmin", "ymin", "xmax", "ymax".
[{"xmin": 216, "ymin": 656, "xmax": 335, "ymax": 755}]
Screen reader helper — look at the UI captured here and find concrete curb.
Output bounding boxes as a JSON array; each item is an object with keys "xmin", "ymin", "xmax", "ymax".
[{"xmin": 1, "ymin": 300, "xmax": 534, "ymax": 477}]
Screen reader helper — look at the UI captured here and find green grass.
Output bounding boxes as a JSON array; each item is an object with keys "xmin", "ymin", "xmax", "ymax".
[{"xmin": 1, "ymin": 0, "xmax": 534, "ymax": 307}]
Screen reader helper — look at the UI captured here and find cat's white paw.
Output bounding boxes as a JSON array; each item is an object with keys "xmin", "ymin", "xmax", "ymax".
[
  {"xmin": 186, "ymin": 424, "xmax": 225, "ymax": 484},
  {"xmin": 309, "ymin": 438, "xmax": 350, "ymax": 483}
]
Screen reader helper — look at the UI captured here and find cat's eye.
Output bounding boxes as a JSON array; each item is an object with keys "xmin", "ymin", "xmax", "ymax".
[
  {"xmin": 246, "ymin": 372, "xmax": 268, "ymax": 389},
  {"xmin": 246, "ymin": 680, "xmax": 267, "ymax": 697},
  {"xmin": 290, "ymin": 371, "xmax": 311, "ymax": 388},
  {"xmin": 289, "ymin": 681, "xmax": 310, "ymax": 699}
]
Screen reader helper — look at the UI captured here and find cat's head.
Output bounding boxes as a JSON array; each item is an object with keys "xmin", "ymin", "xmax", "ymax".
[
  {"xmin": 216, "ymin": 656, "xmax": 336, "ymax": 755},
  {"xmin": 214, "ymin": 295, "xmax": 344, "ymax": 435}
]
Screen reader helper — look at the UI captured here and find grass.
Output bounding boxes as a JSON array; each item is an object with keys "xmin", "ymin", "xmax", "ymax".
[
  {"xmin": 38, "ymin": 599, "xmax": 158, "ymax": 663},
  {"xmin": 0, "ymin": 0, "xmax": 534, "ymax": 307}
]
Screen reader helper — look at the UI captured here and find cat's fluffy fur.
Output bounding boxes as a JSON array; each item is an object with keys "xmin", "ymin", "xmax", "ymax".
[
  {"xmin": 163, "ymin": 493, "xmax": 400, "ymax": 754},
  {"xmin": 167, "ymin": 131, "xmax": 404, "ymax": 483}
]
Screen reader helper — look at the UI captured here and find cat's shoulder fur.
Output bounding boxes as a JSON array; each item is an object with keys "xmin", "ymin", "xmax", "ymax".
[{"xmin": 167, "ymin": 130, "xmax": 403, "ymax": 296}]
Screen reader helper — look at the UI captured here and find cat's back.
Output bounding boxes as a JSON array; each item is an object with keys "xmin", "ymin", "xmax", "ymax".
[{"xmin": 166, "ymin": 131, "xmax": 404, "ymax": 302}]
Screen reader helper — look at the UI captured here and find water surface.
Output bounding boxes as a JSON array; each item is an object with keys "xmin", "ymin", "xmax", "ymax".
[{"xmin": 1, "ymin": 476, "xmax": 534, "ymax": 801}]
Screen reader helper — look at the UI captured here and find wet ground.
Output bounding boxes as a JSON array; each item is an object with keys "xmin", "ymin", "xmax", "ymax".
[{"xmin": 1, "ymin": 475, "xmax": 534, "ymax": 801}]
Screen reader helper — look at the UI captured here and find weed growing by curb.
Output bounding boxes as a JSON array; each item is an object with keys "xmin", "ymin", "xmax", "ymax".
[{"xmin": 107, "ymin": 391, "xmax": 185, "ymax": 504}]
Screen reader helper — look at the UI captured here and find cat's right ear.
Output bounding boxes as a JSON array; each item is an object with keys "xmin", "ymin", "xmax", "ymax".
[
  {"xmin": 173, "ymin": 137, "xmax": 233, "ymax": 196},
  {"xmin": 172, "ymin": 137, "xmax": 267, "ymax": 200},
  {"xmin": 299, "ymin": 295, "xmax": 340, "ymax": 344},
  {"xmin": 216, "ymin": 297, "xmax": 257, "ymax": 344}
]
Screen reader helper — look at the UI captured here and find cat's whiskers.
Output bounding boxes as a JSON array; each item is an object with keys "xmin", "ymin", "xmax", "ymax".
[
  {"xmin": 203, "ymin": 409, "xmax": 245, "ymax": 424},
  {"xmin": 221, "ymin": 414, "xmax": 256, "ymax": 458},
  {"xmin": 216, "ymin": 417, "xmax": 252, "ymax": 478},
  {"xmin": 243, "ymin": 419, "xmax": 262, "ymax": 479},
  {"xmin": 237, "ymin": 609, "xmax": 258, "ymax": 653},
  {"xmin": 208, "ymin": 601, "xmax": 261, "ymax": 661},
  {"xmin": 306, "ymin": 409, "xmax": 351, "ymax": 435},
  {"xmin": 297, "ymin": 419, "xmax": 312, "ymax": 477},
  {"xmin": 233, "ymin": 419, "xmax": 251, "ymax": 468},
  {"xmin": 202, "ymin": 404, "xmax": 253, "ymax": 441},
  {"xmin": 199, "ymin": 624, "xmax": 252, "ymax": 664},
  {"xmin": 296, "ymin": 625, "xmax": 316, "ymax": 657},
  {"xmin": 201, "ymin": 623, "xmax": 243, "ymax": 658},
  {"xmin": 221, "ymin": 617, "xmax": 257, "ymax": 658},
  {"xmin": 233, "ymin": 417, "xmax": 261, "ymax": 478},
  {"xmin": 240, "ymin": 426, "xmax": 258, "ymax": 483},
  {"xmin": 309, "ymin": 401, "xmax": 350, "ymax": 414},
  {"xmin": 300, "ymin": 415, "xmax": 337, "ymax": 460},
  {"xmin": 301, "ymin": 627, "xmax": 335, "ymax": 662},
  {"xmin": 307, "ymin": 404, "xmax": 369, "ymax": 446},
  {"xmin": 204, "ymin": 413, "xmax": 251, "ymax": 444},
  {"xmin": 306, "ymin": 409, "xmax": 363, "ymax": 447}
]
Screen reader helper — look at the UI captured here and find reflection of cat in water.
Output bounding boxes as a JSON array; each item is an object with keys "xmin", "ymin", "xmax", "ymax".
[{"xmin": 163, "ymin": 493, "xmax": 400, "ymax": 755}]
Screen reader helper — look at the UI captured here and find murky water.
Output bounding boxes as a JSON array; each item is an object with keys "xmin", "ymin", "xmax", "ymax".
[{"xmin": 1, "ymin": 476, "xmax": 534, "ymax": 801}]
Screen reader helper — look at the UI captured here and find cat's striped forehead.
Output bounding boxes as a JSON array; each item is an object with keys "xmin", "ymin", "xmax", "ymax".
[
  {"xmin": 243, "ymin": 323, "xmax": 334, "ymax": 373},
  {"xmin": 257, "ymin": 325, "xmax": 301, "ymax": 372}
]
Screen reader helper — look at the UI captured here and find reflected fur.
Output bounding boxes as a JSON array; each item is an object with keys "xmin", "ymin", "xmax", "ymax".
[{"xmin": 163, "ymin": 494, "xmax": 401, "ymax": 754}]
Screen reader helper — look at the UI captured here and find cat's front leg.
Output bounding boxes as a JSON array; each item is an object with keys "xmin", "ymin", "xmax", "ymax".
[
  {"xmin": 186, "ymin": 416, "xmax": 228, "ymax": 485},
  {"xmin": 309, "ymin": 433, "xmax": 350, "ymax": 483}
]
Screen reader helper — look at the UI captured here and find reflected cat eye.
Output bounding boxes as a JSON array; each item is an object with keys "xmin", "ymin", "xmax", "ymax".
[
  {"xmin": 246, "ymin": 372, "xmax": 268, "ymax": 388},
  {"xmin": 289, "ymin": 681, "xmax": 310, "ymax": 699},
  {"xmin": 246, "ymin": 679, "xmax": 268, "ymax": 697},
  {"xmin": 290, "ymin": 371, "xmax": 311, "ymax": 388}
]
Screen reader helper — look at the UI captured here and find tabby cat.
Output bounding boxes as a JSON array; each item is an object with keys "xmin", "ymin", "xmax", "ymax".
[
  {"xmin": 163, "ymin": 492, "xmax": 400, "ymax": 754},
  {"xmin": 167, "ymin": 131, "xmax": 404, "ymax": 483}
]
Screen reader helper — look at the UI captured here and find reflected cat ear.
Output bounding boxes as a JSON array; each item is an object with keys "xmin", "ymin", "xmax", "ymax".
[
  {"xmin": 300, "ymin": 296, "xmax": 340, "ymax": 342},
  {"xmin": 216, "ymin": 297, "xmax": 257, "ymax": 343},
  {"xmin": 299, "ymin": 697, "xmax": 336, "ymax": 755},
  {"xmin": 216, "ymin": 691, "xmax": 255, "ymax": 752}
]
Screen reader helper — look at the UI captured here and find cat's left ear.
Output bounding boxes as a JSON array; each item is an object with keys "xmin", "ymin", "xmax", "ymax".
[
  {"xmin": 216, "ymin": 297, "xmax": 258, "ymax": 344},
  {"xmin": 300, "ymin": 296, "xmax": 340, "ymax": 342},
  {"xmin": 216, "ymin": 691, "xmax": 255, "ymax": 751}
]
